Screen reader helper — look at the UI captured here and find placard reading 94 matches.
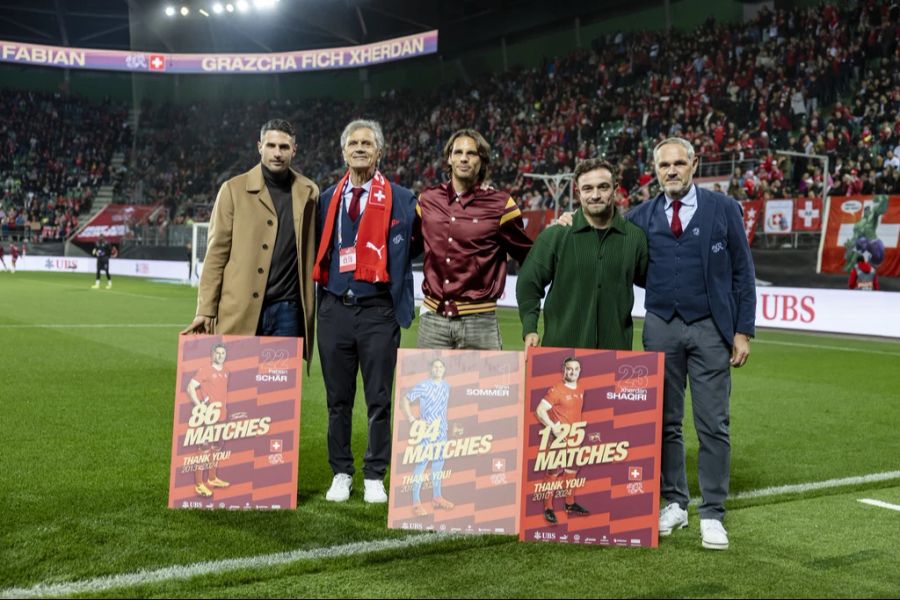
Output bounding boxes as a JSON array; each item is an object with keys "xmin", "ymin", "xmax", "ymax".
[
  {"xmin": 168, "ymin": 335, "xmax": 302, "ymax": 510},
  {"xmin": 388, "ymin": 349, "xmax": 524, "ymax": 534},
  {"xmin": 520, "ymin": 348, "xmax": 664, "ymax": 547}
]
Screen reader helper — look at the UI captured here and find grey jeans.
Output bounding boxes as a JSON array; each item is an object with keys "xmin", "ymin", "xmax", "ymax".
[{"xmin": 416, "ymin": 310, "xmax": 502, "ymax": 350}]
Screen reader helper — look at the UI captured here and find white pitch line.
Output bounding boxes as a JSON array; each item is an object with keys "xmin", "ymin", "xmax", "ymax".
[
  {"xmin": 6, "ymin": 470, "xmax": 900, "ymax": 598},
  {"xmin": 0, "ymin": 534, "xmax": 460, "ymax": 599},
  {"xmin": 0, "ymin": 324, "xmax": 183, "ymax": 329},
  {"xmin": 751, "ymin": 338, "xmax": 900, "ymax": 357},
  {"xmin": 858, "ymin": 498, "xmax": 900, "ymax": 512},
  {"xmin": 689, "ymin": 470, "xmax": 900, "ymax": 505}
]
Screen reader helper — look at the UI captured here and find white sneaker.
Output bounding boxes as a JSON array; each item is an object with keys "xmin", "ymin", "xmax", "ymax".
[
  {"xmin": 700, "ymin": 519, "xmax": 729, "ymax": 550},
  {"xmin": 106, "ymin": 281, "xmax": 112, "ymax": 289},
  {"xmin": 325, "ymin": 473, "xmax": 352, "ymax": 502},
  {"xmin": 659, "ymin": 503, "xmax": 688, "ymax": 536},
  {"xmin": 363, "ymin": 479, "xmax": 388, "ymax": 504}
]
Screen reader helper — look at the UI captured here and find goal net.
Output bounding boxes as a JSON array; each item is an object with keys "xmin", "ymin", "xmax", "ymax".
[{"xmin": 190, "ymin": 222, "xmax": 209, "ymax": 286}]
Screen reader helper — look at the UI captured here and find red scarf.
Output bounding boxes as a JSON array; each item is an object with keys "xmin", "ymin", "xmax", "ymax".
[{"xmin": 313, "ymin": 169, "xmax": 392, "ymax": 285}]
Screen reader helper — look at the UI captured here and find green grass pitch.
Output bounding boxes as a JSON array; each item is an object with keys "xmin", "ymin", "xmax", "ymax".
[{"xmin": 1, "ymin": 272, "xmax": 899, "ymax": 598}]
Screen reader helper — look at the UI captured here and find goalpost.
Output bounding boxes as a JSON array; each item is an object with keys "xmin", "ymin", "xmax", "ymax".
[{"xmin": 190, "ymin": 222, "xmax": 209, "ymax": 286}]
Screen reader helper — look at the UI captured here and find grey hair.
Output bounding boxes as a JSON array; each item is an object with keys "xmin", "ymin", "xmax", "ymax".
[
  {"xmin": 653, "ymin": 137, "xmax": 696, "ymax": 164},
  {"xmin": 340, "ymin": 119, "xmax": 386, "ymax": 152}
]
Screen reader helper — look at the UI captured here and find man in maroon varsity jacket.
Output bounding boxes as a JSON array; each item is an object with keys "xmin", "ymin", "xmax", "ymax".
[{"xmin": 416, "ymin": 129, "xmax": 532, "ymax": 349}]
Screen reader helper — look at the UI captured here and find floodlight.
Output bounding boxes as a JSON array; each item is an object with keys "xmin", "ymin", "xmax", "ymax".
[
  {"xmin": 164, "ymin": 5, "xmax": 176, "ymax": 16},
  {"xmin": 212, "ymin": 2, "xmax": 224, "ymax": 13},
  {"xmin": 236, "ymin": 0, "xmax": 249, "ymax": 12},
  {"xmin": 225, "ymin": 3, "xmax": 234, "ymax": 12},
  {"xmin": 180, "ymin": 6, "xmax": 190, "ymax": 16}
]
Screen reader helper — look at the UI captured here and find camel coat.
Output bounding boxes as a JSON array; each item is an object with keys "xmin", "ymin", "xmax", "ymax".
[{"xmin": 196, "ymin": 164, "xmax": 319, "ymax": 360}]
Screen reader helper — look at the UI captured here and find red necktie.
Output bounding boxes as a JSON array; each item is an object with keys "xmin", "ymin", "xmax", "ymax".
[
  {"xmin": 670, "ymin": 199, "xmax": 683, "ymax": 238},
  {"xmin": 348, "ymin": 187, "xmax": 364, "ymax": 222}
]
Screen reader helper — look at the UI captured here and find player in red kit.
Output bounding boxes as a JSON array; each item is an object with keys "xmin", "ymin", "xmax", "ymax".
[
  {"xmin": 534, "ymin": 357, "xmax": 590, "ymax": 523},
  {"xmin": 0, "ymin": 244, "xmax": 6, "ymax": 272},
  {"xmin": 9, "ymin": 243, "xmax": 19, "ymax": 273},
  {"xmin": 186, "ymin": 343, "xmax": 231, "ymax": 497}
]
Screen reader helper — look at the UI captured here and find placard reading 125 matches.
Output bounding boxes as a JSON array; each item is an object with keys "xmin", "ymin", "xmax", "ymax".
[
  {"xmin": 168, "ymin": 335, "xmax": 302, "ymax": 510},
  {"xmin": 520, "ymin": 347, "xmax": 664, "ymax": 547}
]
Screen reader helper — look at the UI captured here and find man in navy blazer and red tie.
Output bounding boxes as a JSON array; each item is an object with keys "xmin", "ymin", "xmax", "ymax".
[
  {"xmin": 626, "ymin": 137, "xmax": 756, "ymax": 551},
  {"xmin": 313, "ymin": 119, "xmax": 418, "ymax": 505}
]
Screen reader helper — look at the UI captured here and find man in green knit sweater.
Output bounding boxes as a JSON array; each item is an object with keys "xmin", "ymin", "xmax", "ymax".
[{"xmin": 516, "ymin": 159, "xmax": 648, "ymax": 350}]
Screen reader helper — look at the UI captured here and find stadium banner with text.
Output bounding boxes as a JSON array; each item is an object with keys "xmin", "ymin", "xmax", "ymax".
[
  {"xmin": 0, "ymin": 31, "xmax": 437, "ymax": 74},
  {"xmin": 819, "ymin": 194, "xmax": 900, "ymax": 277},
  {"xmin": 520, "ymin": 348, "xmax": 663, "ymax": 548},
  {"xmin": 74, "ymin": 204, "xmax": 160, "ymax": 243},
  {"xmin": 15, "ymin": 255, "xmax": 188, "ymax": 279},
  {"xmin": 793, "ymin": 197, "xmax": 823, "ymax": 232},
  {"xmin": 411, "ymin": 273, "xmax": 900, "ymax": 338},
  {"xmin": 763, "ymin": 199, "xmax": 794, "ymax": 234},
  {"xmin": 169, "ymin": 335, "xmax": 302, "ymax": 510},
  {"xmin": 388, "ymin": 349, "xmax": 525, "ymax": 535},
  {"xmin": 740, "ymin": 200, "xmax": 763, "ymax": 244}
]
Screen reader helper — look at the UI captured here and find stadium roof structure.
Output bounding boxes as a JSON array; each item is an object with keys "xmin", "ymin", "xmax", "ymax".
[{"xmin": 0, "ymin": 0, "xmax": 667, "ymax": 57}]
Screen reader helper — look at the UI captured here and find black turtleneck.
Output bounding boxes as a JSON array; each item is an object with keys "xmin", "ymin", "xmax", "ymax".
[{"xmin": 261, "ymin": 164, "xmax": 300, "ymax": 305}]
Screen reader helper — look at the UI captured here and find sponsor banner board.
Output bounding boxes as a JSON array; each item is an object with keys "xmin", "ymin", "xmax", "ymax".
[
  {"xmin": 0, "ymin": 31, "xmax": 438, "ymax": 74},
  {"xmin": 15, "ymin": 255, "xmax": 188, "ymax": 279},
  {"xmin": 74, "ymin": 204, "xmax": 160, "ymax": 243},
  {"xmin": 388, "ymin": 349, "xmax": 524, "ymax": 535},
  {"xmin": 520, "ymin": 348, "xmax": 664, "ymax": 547},
  {"xmin": 169, "ymin": 335, "xmax": 302, "ymax": 510}
]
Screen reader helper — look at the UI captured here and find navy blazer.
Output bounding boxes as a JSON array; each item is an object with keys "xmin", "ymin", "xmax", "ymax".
[
  {"xmin": 626, "ymin": 186, "xmax": 756, "ymax": 344},
  {"xmin": 317, "ymin": 181, "xmax": 418, "ymax": 328}
]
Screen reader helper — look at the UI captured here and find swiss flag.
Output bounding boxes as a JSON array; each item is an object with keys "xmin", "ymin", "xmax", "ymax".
[
  {"xmin": 628, "ymin": 466, "xmax": 643, "ymax": 481},
  {"xmin": 794, "ymin": 197, "xmax": 823, "ymax": 231},
  {"xmin": 148, "ymin": 54, "xmax": 167, "ymax": 71}
]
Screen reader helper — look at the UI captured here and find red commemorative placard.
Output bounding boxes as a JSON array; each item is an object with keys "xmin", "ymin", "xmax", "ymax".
[
  {"xmin": 520, "ymin": 347, "xmax": 664, "ymax": 547},
  {"xmin": 168, "ymin": 335, "xmax": 302, "ymax": 510},
  {"xmin": 388, "ymin": 349, "xmax": 525, "ymax": 534}
]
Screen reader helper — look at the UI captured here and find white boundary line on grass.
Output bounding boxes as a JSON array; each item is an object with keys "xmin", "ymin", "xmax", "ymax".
[
  {"xmin": 751, "ymin": 338, "xmax": 900, "ymax": 357},
  {"xmin": 857, "ymin": 498, "xmax": 900, "ymax": 512},
  {"xmin": 0, "ymin": 534, "xmax": 453, "ymax": 599},
  {"xmin": 689, "ymin": 470, "xmax": 900, "ymax": 505},
  {"xmin": 5, "ymin": 470, "xmax": 900, "ymax": 598}
]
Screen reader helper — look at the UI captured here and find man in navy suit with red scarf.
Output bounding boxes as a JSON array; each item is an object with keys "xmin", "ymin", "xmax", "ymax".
[
  {"xmin": 626, "ymin": 137, "xmax": 756, "ymax": 551},
  {"xmin": 313, "ymin": 119, "xmax": 417, "ymax": 505}
]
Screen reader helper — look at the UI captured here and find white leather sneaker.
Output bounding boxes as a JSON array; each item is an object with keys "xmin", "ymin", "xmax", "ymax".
[
  {"xmin": 700, "ymin": 519, "xmax": 729, "ymax": 550},
  {"xmin": 363, "ymin": 479, "xmax": 388, "ymax": 504},
  {"xmin": 658, "ymin": 503, "xmax": 689, "ymax": 536},
  {"xmin": 325, "ymin": 473, "xmax": 352, "ymax": 502}
]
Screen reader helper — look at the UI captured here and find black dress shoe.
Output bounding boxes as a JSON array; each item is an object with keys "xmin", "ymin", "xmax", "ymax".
[
  {"xmin": 565, "ymin": 502, "xmax": 590, "ymax": 515},
  {"xmin": 543, "ymin": 508, "xmax": 558, "ymax": 523}
]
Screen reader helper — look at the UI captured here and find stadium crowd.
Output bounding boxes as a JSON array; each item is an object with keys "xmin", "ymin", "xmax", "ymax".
[
  {"xmin": 1, "ymin": 1, "xmax": 898, "ymax": 243},
  {"xmin": 0, "ymin": 90, "xmax": 130, "ymax": 241}
]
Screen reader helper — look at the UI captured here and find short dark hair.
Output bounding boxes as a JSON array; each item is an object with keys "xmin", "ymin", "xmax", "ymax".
[
  {"xmin": 574, "ymin": 158, "xmax": 617, "ymax": 186},
  {"xmin": 443, "ymin": 129, "xmax": 491, "ymax": 183},
  {"xmin": 260, "ymin": 119, "xmax": 295, "ymax": 139},
  {"xmin": 211, "ymin": 343, "xmax": 226, "ymax": 356},
  {"xmin": 563, "ymin": 356, "xmax": 581, "ymax": 368}
]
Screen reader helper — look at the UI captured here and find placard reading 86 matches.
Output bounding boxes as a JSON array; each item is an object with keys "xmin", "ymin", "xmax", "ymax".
[
  {"xmin": 168, "ymin": 335, "xmax": 303, "ymax": 510},
  {"xmin": 388, "ymin": 349, "xmax": 524, "ymax": 534}
]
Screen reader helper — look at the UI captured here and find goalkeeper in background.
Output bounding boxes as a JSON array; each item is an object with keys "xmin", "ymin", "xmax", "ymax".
[{"xmin": 91, "ymin": 234, "xmax": 117, "ymax": 289}]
